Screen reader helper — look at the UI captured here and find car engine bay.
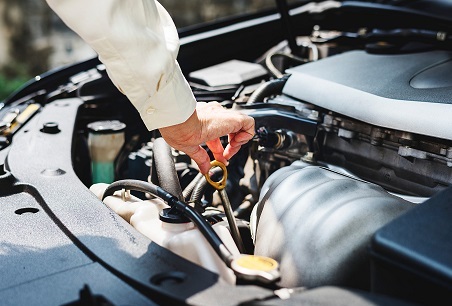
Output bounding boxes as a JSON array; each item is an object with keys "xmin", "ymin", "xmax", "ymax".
[{"xmin": 1, "ymin": 1, "xmax": 452, "ymax": 305}]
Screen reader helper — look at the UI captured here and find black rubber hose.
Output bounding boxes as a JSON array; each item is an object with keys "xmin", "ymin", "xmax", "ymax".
[
  {"xmin": 190, "ymin": 166, "xmax": 223, "ymax": 203},
  {"xmin": 275, "ymin": 0, "xmax": 301, "ymax": 56},
  {"xmin": 152, "ymin": 137, "xmax": 184, "ymax": 201},
  {"xmin": 265, "ymin": 52, "xmax": 307, "ymax": 78},
  {"xmin": 246, "ymin": 74, "xmax": 290, "ymax": 104},
  {"xmin": 182, "ymin": 172, "xmax": 204, "ymax": 200},
  {"xmin": 102, "ymin": 179, "xmax": 235, "ymax": 265},
  {"xmin": 102, "ymin": 179, "xmax": 159, "ymax": 200}
]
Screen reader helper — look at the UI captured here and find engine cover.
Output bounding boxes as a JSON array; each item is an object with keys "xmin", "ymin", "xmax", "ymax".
[
  {"xmin": 251, "ymin": 161, "xmax": 415, "ymax": 289},
  {"xmin": 283, "ymin": 50, "xmax": 452, "ymax": 140}
]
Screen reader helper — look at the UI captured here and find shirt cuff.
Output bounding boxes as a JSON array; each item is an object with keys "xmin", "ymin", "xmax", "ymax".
[{"xmin": 138, "ymin": 63, "xmax": 197, "ymax": 131}]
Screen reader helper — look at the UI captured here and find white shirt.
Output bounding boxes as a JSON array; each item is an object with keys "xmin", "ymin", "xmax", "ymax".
[{"xmin": 46, "ymin": 0, "xmax": 197, "ymax": 131}]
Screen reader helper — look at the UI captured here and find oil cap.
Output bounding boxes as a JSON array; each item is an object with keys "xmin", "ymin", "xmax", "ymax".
[{"xmin": 231, "ymin": 255, "xmax": 280, "ymax": 284}]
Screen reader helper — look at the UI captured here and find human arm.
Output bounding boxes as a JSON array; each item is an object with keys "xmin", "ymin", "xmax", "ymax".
[
  {"xmin": 45, "ymin": 0, "xmax": 196, "ymax": 131},
  {"xmin": 46, "ymin": 0, "xmax": 254, "ymax": 173}
]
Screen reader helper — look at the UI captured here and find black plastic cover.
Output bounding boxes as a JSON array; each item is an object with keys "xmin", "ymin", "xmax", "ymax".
[{"xmin": 371, "ymin": 186, "xmax": 452, "ymax": 305}]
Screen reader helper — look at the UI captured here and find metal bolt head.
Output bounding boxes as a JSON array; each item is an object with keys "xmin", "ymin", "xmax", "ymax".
[{"xmin": 41, "ymin": 122, "xmax": 60, "ymax": 134}]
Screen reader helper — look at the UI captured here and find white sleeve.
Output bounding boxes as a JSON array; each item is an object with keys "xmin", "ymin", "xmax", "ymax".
[{"xmin": 46, "ymin": 0, "xmax": 196, "ymax": 131}]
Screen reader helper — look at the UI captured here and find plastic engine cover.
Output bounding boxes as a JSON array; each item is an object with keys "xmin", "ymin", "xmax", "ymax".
[{"xmin": 251, "ymin": 161, "xmax": 416, "ymax": 289}]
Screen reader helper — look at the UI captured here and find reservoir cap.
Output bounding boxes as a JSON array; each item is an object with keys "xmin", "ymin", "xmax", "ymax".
[
  {"xmin": 231, "ymin": 255, "xmax": 280, "ymax": 284},
  {"xmin": 88, "ymin": 120, "xmax": 126, "ymax": 134}
]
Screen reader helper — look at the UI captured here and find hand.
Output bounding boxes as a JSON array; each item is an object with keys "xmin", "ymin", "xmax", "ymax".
[{"xmin": 159, "ymin": 102, "xmax": 255, "ymax": 174}]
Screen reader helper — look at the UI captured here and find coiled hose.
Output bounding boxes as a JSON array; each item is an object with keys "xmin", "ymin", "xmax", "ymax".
[
  {"xmin": 182, "ymin": 172, "xmax": 203, "ymax": 200},
  {"xmin": 190, "ymin": 166, "xmax": 224, "ymax": 203}
]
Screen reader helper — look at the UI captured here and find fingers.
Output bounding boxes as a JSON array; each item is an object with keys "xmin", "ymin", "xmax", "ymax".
[
  {"xmin": 206, "ymin": 138, "xmax": 228, "ymax": 165},
  {"xmin": 240, "ymin": 115, "xmax": 255, "ymax": 137},
  {"xmin": 183, "ymin": 145, "xmax": 212, "ymax": 174},
  {"xmin": 224, "ymin": 143, "xmax": 241, "ymax": 160},
  {"xmin": 224, "ymin": 130, "xmax": 254, "ymax": 160},
  {"xmin": 159, "ymin": 102, "xmax": 255, "ymax": 173},
  {"xmin": 229, "ymin": 130, "xmax": 254, "ymax": 147},
  {"xmin": 202, "ymin": 107, "xmax": 255, "ymax": 163}
]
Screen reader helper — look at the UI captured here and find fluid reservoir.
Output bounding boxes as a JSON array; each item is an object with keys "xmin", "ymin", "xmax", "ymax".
[
  {"xmin": 90, "ymin": 183, "xmax": 240, "ymax": 284},
  {"xmin": 87, "ymin": 120, "xmax": 126, "ymax": 184}
]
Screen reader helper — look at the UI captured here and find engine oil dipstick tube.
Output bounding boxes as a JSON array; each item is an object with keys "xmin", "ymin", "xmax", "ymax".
[
  {"xmin": 102, "ymin": 179, "xmax": 281, "ymax": 284},
  {"xmin": 87, "ymin": 120, "xmax": 126, "ymax": 184},
  {"xmin": 205, "ymin": 160, "xmax": 246, "ymax": 253},
  {"xmin": 205, "ymin": 161, "xmax": 281, "ymax": 284}
]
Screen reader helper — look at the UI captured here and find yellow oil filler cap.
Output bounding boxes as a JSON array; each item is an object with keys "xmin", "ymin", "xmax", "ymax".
[{"xmin": 231, "ymin": 255, "xmax": 281, "ymax": 284}]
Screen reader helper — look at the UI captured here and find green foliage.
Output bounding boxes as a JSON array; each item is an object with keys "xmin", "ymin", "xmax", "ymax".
[
  {"xmin": 0, "ymin": 62, "xmax": 31, "ymax": 101},
  {"xmin": 0, "ymin": 75, "xmax": 29, "ymax": 101}
]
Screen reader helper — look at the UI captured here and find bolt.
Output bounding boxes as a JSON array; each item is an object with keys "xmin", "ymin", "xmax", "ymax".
[{"xmin": 41, "ymin": 122, "xmax": 60, "ymax": 134}]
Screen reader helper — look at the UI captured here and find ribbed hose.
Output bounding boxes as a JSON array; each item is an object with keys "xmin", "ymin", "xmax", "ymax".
[
  {"xmin": 152, "ymin": 137, "xmax": 184, "ymax": 201},
  {"xmin": 246, "ymin": 74, "xmax": 290, "ymax": 104},
  {"xmin": 190, "ymin": 167, "xmax": 223, "ymax": 203},
  {"xmin": 189, "ymin": 167, "xmax": 246, "ymax": 253},
  {"xmin": 182, "ymin": 172, "xmax": 204, "ymax": 200}
]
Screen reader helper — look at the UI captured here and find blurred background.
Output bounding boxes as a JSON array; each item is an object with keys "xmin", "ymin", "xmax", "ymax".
[{"xmin": 0, "ymin": 0, "xmax": 280, "ymax": 100}]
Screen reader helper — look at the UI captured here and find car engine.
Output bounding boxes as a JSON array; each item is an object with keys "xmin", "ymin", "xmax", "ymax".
[
  {"xmin": 88, "ymin": 29, "xmax": 452, "ymax": 301},
  {"xmin": 2, "ymin": 1, "xmax": 452, "ymax": 305}
]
